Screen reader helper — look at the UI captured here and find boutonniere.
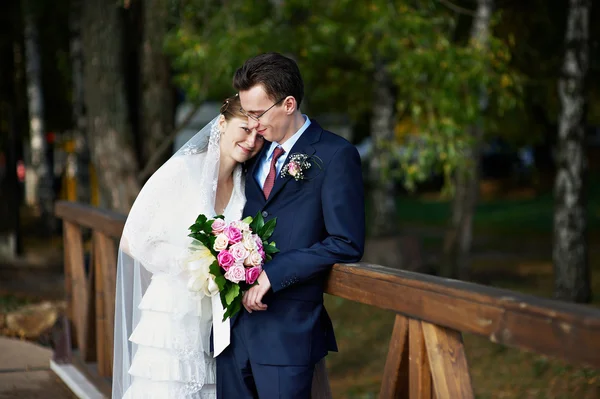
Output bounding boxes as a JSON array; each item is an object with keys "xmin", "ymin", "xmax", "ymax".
[{"xmin": 280, "ymin": 153, "xmax": 322, "ymax": 181}]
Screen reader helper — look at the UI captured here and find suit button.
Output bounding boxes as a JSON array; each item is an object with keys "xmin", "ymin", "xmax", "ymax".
[{"xmin": 261, "ymin": 211, "xmax": 268, "ymax": 218}]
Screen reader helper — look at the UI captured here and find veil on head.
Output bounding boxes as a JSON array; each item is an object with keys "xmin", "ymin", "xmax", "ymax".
[{"xmin": 111, "ymin": 115, "xmax": 223, "ymax": 398}]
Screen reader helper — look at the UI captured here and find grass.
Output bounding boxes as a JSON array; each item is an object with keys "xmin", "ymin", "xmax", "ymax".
[{"xmin": 327, "ymin": 178, "xmax": 600, "ymax": 398}]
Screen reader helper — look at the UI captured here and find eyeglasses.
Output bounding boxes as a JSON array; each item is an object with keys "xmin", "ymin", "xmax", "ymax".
[{"xmin": 239, "ymin": 97, "xmax": 286, "ymax": 123}]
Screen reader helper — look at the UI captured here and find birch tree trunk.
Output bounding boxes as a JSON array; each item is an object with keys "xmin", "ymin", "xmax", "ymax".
[
  {"xmin": 23, "ymin": 4, "xmax": 54, "ymax": 232},
  {"xmin": 81, "ymin": 0, "xmax": 140, "ymax": 213},
  {"xmin": 553, "ymin": 0, "xmax": 591, "ymax": 303},
  {"xmin": 369, "ymin": 62, "xmax": 397, "ymax": 237},
  {"xmin": 140, "ymin": 0, "xmax": 173, "ymax": 173},
  {"xmin": 441, "ymin": 0, "xmax": 492, "ymax": 279}
]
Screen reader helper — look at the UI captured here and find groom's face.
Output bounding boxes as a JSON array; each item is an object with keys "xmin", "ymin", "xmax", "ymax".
[{"xmin": 239, "ymin": 85, "xmax": 287, "ymax": 144}]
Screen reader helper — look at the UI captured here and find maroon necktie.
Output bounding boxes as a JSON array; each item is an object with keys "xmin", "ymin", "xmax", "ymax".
[{"xmin": 262, "ymin": 146, "xmax": 285, "ymax": 199}]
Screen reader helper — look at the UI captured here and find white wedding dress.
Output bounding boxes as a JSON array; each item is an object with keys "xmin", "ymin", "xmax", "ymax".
[{"xmin": 112, "ymin": 117, "xmax": 247, "ymax": 398}]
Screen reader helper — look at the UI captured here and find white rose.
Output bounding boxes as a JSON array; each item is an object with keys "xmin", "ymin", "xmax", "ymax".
[
  {"xmin": 247, "ymin": 250, "xmax": 263, "ymax": 267},
  {"xmin": 232, "ymin": 220, "xmax": 251, "ymax": 232},
  {"xmin": 242, "ymin": 232, "xmax": 257, "ymax": 251},
  {"xmin": 213, "ymin": 233, "xmax": 229, "ymax": 252}
]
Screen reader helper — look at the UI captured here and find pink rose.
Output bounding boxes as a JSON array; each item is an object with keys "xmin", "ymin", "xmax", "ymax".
[
  {"xmin": 288, "ymin": 161, "xmax": 300, "ymax": 176},
  {"xmin": 229, "ymin": 242, "xmax": 249, "ymax": 262},
  {"xmin": 224, "ymin": 226, "xmax": 243, "ymax": 244},
  {"xmin": 254, "ymin": 235, "xmax": 263, "ymax": 250},
  {"xmin": 217, "ymin": 250, "xmax": 235, "ymax": 271},
  {"xmin": 211, "ymin": 219, "xmax": 227, "ymax": 235},
  {"xmin": 224, "ymin": 264, "xmax": 246, "ymax": 283},
  {"xmin": 245, "ymin": 266, "xmax": 262, "ymax": 285},
  {"xmin": 258, "ymin": 247, "xmax": 265, "ymax": 259}
]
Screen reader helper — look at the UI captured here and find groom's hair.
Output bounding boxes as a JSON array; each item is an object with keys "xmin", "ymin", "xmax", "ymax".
[{"xmin": 233, "ymin": 52, "xmax": 304, "ymax": 108}]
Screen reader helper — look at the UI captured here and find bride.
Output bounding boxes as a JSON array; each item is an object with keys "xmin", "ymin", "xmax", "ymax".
[
  {"xmin": 112, "ymin": 95, "xmax": 332, "ymax": 398},
  {"xmin": 112, "ymin": 95, "xmax": 262, "ymax": 398}
]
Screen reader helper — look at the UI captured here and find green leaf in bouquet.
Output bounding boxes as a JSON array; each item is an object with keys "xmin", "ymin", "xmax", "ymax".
[
  {"xmin": 242, "ymin": 216, "xmax": 253, "ymax": 224},
  {"xmin": 259, "ymin": 217, "xmax": 277, "ymax": 240},
  {"xmin": 225, "ymin": 284, "xmax": 240, "ymax": 306},
  {"xmin": 219, "ymin": 290, "xmax": 228, "ymax": 309},
  {"xmin": 265, "ymin": 254, "xmax": 272, "ymax": 262},
  {"xmin": 189, "ymin": 233, "xmax": 211, "ymax": 252},
  {"xmin": 215, "ymin": 274, "xmax": 227, "ymax": 292},
  {"xmin": 203, "ymin": 219, "xmax": 215, "ymax": 233},
  {"xmin": 195, "ymin": 214, "xmax": 208, "ymax": 226},
  {"xmin": 250, "ymin": 211, "xmax": 264, "ymax": 233},
  {"xmin": 209, "ymin": 260, "xmax": 221, "ymax": 277},
  {"xmin": 214, "ymin": 215, "xmax": 225, "ymax": 220},
  {"xmin": 189, "ymin": 222, "xmax": 203, "ymax": 234},
  {"xmin": 222, "ymin": 296, "xmax": 242, "ymax": 322},
  {"xmin": 263, "ymin": 243, "xmax": 279, "ymax": 255}
]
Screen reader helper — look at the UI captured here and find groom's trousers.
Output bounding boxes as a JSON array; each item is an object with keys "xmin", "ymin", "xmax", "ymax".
[{"xmin": 216, "ymin": 312, "xmax": 314, "ymax": 399}]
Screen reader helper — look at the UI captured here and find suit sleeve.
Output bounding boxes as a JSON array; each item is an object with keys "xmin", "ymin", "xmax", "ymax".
[{"xmin": 264, "ymin": 144, "xmax": 366, "ymax": 292}]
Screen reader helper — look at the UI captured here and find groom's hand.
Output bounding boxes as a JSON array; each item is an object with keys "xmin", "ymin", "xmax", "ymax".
[{"xmin": 242, "ymin": 271, "xmax": 271, "ymax": 313}]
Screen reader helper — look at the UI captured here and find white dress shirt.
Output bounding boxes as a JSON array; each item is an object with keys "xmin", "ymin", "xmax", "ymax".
[{"xmin": 256, "ymin": 115, "xmax": 311, "ymax": 189}]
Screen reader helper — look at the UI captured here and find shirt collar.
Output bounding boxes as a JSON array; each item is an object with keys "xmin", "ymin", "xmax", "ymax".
[{"xmin": 265, "ymin": 115, "xmax": 311, "ymax": 160}]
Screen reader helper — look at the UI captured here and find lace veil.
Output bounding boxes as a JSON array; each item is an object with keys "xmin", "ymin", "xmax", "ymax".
[{"xmin": 112, "ymin": 116, "xmax": 235, "ymax": 398}]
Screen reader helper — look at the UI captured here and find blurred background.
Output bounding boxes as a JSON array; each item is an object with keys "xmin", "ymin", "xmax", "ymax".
[{"xmin": 0, "ymin": 0, "xmax": 599, "ymax": 397}]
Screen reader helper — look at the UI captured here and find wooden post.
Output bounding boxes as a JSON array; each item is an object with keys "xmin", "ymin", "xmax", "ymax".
[
  {"xmin": 63, "ymin": 221, "xmax": 89, "ymax": 358},
  {"xmin": 409, "ymin": 319, "xmax": 432, "ymax": 399},
  {"xmin": 422, "ymin": 322, "xmax": 474, "ymax": 399},
  {"xmin": 93, "ymin": 231, "xmax": 117, "ymax": 377},
  {"xmin": 379, "ymin": 314, "xmax": 409, "ymax": 398}
]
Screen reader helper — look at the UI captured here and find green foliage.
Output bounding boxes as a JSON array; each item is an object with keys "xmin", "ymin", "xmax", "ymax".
[{"xmin": 166, "ymin": 0, "xmax": 523, "ymax": 192}]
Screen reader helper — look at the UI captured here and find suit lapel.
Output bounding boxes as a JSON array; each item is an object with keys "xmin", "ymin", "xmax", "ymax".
[{"xmin": 264, "ymin": 120, "xmax": 322, "ymax": 207}]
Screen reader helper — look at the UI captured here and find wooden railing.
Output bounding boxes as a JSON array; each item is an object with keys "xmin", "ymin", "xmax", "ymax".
[{"xmin": 54, "ymin": 201, "xmax": 600, "ymax": 398}]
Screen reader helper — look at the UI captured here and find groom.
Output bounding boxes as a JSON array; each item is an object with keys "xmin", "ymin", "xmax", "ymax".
[{"xmin": 216, "ymin": 52, "xmax": 366, "ymax": 398}]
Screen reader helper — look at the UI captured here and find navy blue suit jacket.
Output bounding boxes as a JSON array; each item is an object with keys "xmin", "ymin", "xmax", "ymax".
[{"xmin": 237, "ymin": 119, "xmax": 366, "ymax": 366}]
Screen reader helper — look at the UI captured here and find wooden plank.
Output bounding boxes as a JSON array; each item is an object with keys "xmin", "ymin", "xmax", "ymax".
[
  {"xmin": 55, "ymin": 201, "xmax": 126, "ymax": 238},
  {"xmin": 379, "ymin": 314, "xmax": 409, "ymax": 399},
  {"xmin": 64, "ymin": 222, "xmax": 89, "ymax": 359},
  {"xmin": 85, "ymin": 245, "xmax": 97, "ymax": 363},
  {"xmin": 93, "ymin": 232, "xmax": 106, "ymax": 376},
  {"xmin": 409, "ymin": 319, "xmax": 432, "ymax": 399},
  {"xmin": 422, "ymin": 322, "xmax": 474, "ymax": 399},
  {"xmin": 93, "ymin": 231, "xmax": 117, "ymax": 377},
  {"xmin": 62, "ymin": 221, "xmax": 73, "ymax": 321},
  {"xmin": 325, "ymin": 263, "xmax": 600, "ymax": 368}
]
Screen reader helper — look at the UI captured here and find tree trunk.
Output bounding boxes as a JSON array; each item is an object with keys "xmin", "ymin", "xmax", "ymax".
[
  {"xmin": 23, "ymin": 4, "xmax": 55, "ymax": 232},
  {"xmin": 0, "ymin": 21, "xmax": 22, "ymax": 259},
  {"xmin": 69, "ymin": 0, "xmax": 91, "ymax": 204},
  {"xmin": 139, "ymin": 0, "xmax": 173, "ymax": 174},
  {"xmin": 81, "ymin": 0, "xmax": 140, "ymax": 213},
  {"xmin": 369, "ymin": 62, "xmax": 396, "ymax": 237},
  {"xmin": 441, "ymin": 0, "xmax": 493, "ymax": 279},
  {"xmin": 553, "ymin": 0, "xmax": 590, "ymax": 303}
]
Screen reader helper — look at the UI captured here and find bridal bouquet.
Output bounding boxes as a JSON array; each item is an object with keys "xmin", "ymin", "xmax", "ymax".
[{"xmin": 186, "ymin": 212, "xmax": 279, "ymax": 321}]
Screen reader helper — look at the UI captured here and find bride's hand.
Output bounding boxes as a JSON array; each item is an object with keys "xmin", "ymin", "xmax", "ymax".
[{"xmin": 242, "ymin": 271, "xmax": 271, "ymax": 313}]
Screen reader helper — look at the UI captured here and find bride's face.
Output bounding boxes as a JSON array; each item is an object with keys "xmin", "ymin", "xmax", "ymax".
[{"xmin": 220, "ymin": 116, "xmax": 264, "ymax": 163}]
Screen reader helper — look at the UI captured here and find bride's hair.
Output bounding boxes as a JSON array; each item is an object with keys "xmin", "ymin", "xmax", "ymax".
[{"xmin": 220, "ymin": 94, "xmax": 245, "ymax": 121}]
